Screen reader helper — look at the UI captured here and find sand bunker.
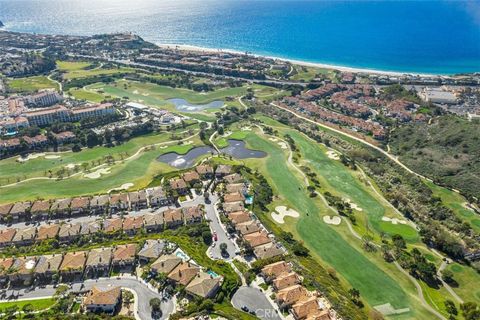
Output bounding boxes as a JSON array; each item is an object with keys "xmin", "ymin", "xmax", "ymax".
[
  {"xmin": 65, "ymin": 163, "xmax": 77, "ymax": 169},
  {"xmin": 268, "ymin": 138, "xmax": 278, "ymax": 142},
  {"xmin": 17, "ymin": 153, "xmax": 46, "ymax": 162},
  {"xmin": 323, "ymin": 216, "xmax": 342, "ymax": 225},
  {"xmin": 326, "ymin": 150, "xmax": 340, "ymax": 160},
  {"xmin": 84, "ymin": 167, "xmax": 111, "ymax": 179},
  {"xmin": 184, "ymin": 140, "xmax": 194, "ymax": 145},
  {"xmin": 278, "ymin": 142, "xmax": 288, "ymax": 149},
  {"xmin": 132, "ymin": 90, "xmax": 139, "ymax": 94},
  {"xmin": 381, "ymin": 216, "xmax": 407, "ymax": 225},
  {"xmin": 343, "ymin": 198, "xmax": 363, "ymax": 211},
  {"xmin": 271, "ymin": 206, "xmax": 300, "ymax": 224},
  {"xmin": 171, "ymin": 158, "xmax": 186, "ymax": 167},
  {"xmin": 108, "ymin": 183, "xmax": 134, "ymax": 193},
  {"xmin": 241, "ymin": 127, "xmax": 252, "ymax": 131},
  {"xmin": 45, "ymin": 155, "xmax": 61, "ymax": 159}
]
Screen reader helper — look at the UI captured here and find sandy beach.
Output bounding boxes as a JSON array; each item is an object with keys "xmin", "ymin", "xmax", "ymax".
[{"xmin": 157, "ymin": 43, "xmax": 443, "ymax": 77}]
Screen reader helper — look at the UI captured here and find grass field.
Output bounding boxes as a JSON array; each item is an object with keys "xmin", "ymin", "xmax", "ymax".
[
  {"xmin": 425, "ymin": 180, "xmax": 480, "ymax": 233},
  {"xmin": 7, "ymin": 76, "xmax": 59, "ymax": 92},
  {"xmin": 215, "ymin": 131, "xmax": 250, "ymax": 148},
  {"xmin": 446, "ymin": 262, "xmax": 480, "ymax": 304},
  {"xmin": 57, "ymin": 60, "xmax": 136, "ymax": 80},
  {"xmin": 57, "ymin": 60, "xmax": 93, "ymax": 71},
  {"xmin": 0, "ymin": 297, "xmax": 56, "ymax": 311}
]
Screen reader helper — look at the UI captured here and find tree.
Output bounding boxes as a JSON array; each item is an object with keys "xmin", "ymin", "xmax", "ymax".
[
  {"xmin": 22, "ymin": 303, "xmax": 34, "ymax": 315},
  {"xmin": 445, "ymin": 300, "xmax": 458, "ymax": 318},
  {"xmin": 219, "ymin": 242, "xmax": 228, "ymax": 254},
  {"xmin": 442, "ymin": 269, "xmax": 455, "ymax": 284},
  {"xmin": 150, "ymin": 297, "xmax": 162, "ymax": 312},
  {"xmin": 202, "ymin": 231, "xmax": 212, "ymax": 245}
]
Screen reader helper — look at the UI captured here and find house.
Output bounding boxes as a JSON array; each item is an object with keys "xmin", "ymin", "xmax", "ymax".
[
  {"xmin": 275, "ymin": 285, "xmax": 310, "ymax": 308},
  {"xmin": 70, "ymin": 197, "xmax": 90, "ymax": 215},
  {"xmin": 79, "ymin": 221, "xmax": 102, "ymax": 236},
  {"xmin": 226, "ymin": 183, "xmax": 246, "ymax": 194},
  {"xmin": 12, "ymin": 227, "xmax": 37, "ymax": 246},
  {"xmin": 235, "ymin": 220, "xmax": 261, "ymax": 236},
  {"xmin": 0, "ymin": 203, "xmax": 13, "ymax": 221},
  {"xmin": 185, "ymin": 271, "xmax": 222, "ymax": 298},
  {"xmin": 36, "ymin": 224, "xmax": 60, "ymax": 241},
  {"xmin": 0, "ymin": 228, "xmax": 16, "ymax": 247},
  {"xmin": 273, "ymin": 272, "xmax": 301, "ymax": 291},
  {"xmin": 151, "ymin": 254, "xmax": 182, "ymax": 275},
  {"xmin": 8, "ymin": 257, "xmax": 37, "ymax": 285},
  {"xmin": 223, "ymin": 173, "xmax": 242, "ymax": 184},
  {"xmin": 228, "ymin": 211, "xmax": 251, "ymax": 224},
  {"xmin": 83, "ymin": 286, "xmax": 121, "ymax": 315},
  {"xmin": 103, "ymin": 218, "xmax": 123, "ymax": 233},
  {"xmin": 58, "ymin": 222, "xmax": 82, "ymax": 241},
  {"xmin": 254, "ymin": 242, "xmax": 285, "ymax": 260},
  {"xmin": 163, "ymin": 208, "xmax": 184, "ymax": 228},
  {"xmin": 170, "ymin": 178, "xmax": 188, "ymax": 195},
  {"xmin": 30, "ymin": 200, "xmax": 51, "ymax": 220},
  {"xmin": 0, "ymin": 258, "xmax": 14, "ymax": 285},
  {"xmin": 50, "ymin": 198, "xmax": 72, "ymax": 216},
  {"xmin": 261, "ymin": 261, "xmax": 292, "ymax": 281},
  {"xmin": 143, "ymin": 213, "xmax": 164, "ymax": 233},
  {"xmin": 244, "ymin": 231, "xmax": 271, "ymax": 248},
  {"xmin": 111, "ymin": 244, "xmax": 137, "ymax": 271},
  {"xmin": 34, "ymin": 254, "xmax": 63, "ymax": 281},
  {"xmin": 215, "ymin": 165, "xmax": 231, "ymax": 178},
  {"xmin": 109, "ymin": 193, "xmax": 129, "ymax": 213},
  {"xmin": 128, "ymin": 190, "xmax": 148, "ymax": 211},
  {"xmin": 146, "ymin": 187, "xmax": 169, "ymax": 207},
  {"xmin": 223, "ymin": 201, "xmax": 244, "ymax": 213},
  {"xmin": 9, "ymin": 201, "xmax": 31, "ymax": 221},
  {"xmin": 182, "ymin": 171, "xmax": 200, "ymax": 186},
  {"xmin": 85, "ymin": 247, "xmax": 112, "ymax": 277},
  {"xmin": 122, "ymin": 216, "xmax": 144, "ymax": 235},
  {"xmin": 195, "ymin": 165, "xmax": 214, "ymax": 179},
  {"xmin": 59, "ymin": 251, "xmax": 87, "ymax": 280},
  {"xmin": 90, "ymin": 195, "xmax": 110, "ymax": 214},
  {"xmin": 291, "ymin": 297, "xmax": 331, "ymax": 320},
  {"xmin": 224, "ymin": 192, "xmax": 245, "ymax": 203},
  {"xmin": 183, "ymin": 206, "xmax": 203, "ymax": 224},
  {"xmin": 167, "ymin": 261, "xmax": 200, "ymax": 286},
  {"xmin": 138, "ymin": 239, "xmax": 165, "ymax": 263}
]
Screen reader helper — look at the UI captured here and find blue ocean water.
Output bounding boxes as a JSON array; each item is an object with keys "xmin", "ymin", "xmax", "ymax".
[{"xmin": 0, "ymin": 0, "xmax": 479, "ymax": 74}]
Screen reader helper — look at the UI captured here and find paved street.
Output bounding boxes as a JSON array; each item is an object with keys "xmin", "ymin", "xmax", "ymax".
[
  {"xmin": 1, "ymin": 277, "xmax": 174, "ymax": 320},
  {"xmin": 231, "ymin": 286, "xmax": 281, "ymax": 320}
]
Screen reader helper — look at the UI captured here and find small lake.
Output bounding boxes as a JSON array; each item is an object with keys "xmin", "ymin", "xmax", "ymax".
[
  {"xmin": 168, "ymin": 98, "xmax": 224, "ymax": 112},
  {"xmin": 157, "ymin": 139, "xmax": 266, "ymax": 168}
]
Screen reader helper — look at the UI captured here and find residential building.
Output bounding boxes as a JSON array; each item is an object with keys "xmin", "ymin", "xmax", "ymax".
[
  {"xmin": 60, "ymin": 251, "xmax": 87, "ymax": 280},
  {"xmin": 168, "ymin": 262, "xmax": 200, "ymax": 286},
  {"xmin": 0, "ymin": 228, "xmax": 16, "ymax": 247},
  {"xmin": 235, "ymin": 220, "xmax": 261, "ymax": 236},
  {"xmin": 70, "ymin": 197, "xmax": 90, "ymax": 215},
  {"xmin": 138, "ymin": 239, "xmax": 165, "ymax": 263},
  {"xmin": 223, "ymin": 173, "xmax": 242, "ymax": 184},
  {"xmin": 58, "ymin": 222, "xmax": 82, "ymax": 241},
  {"xmin": 146, "ymin": 187, "xmax": 169, "ymax": 207},
  {"xmin": 9, "ymin": 201, "xmax": 31, "ymax": 221},
  {"xmin": 183, "ymin": 205, "xmax": 203, "ymax": 224},
  {"xmin": 122, "ymin": 216, "xmax": 144, "ymax": 235},
  {"xmin": 224, "ymin": 192, "xmax": 245, "ymax": 203},
  {"xmin": 30, "ymin": 200, "xmax": 51, "ymax": 220},
  {"xmin": 50, "ymin": 198, "xmax": 72, "ymax": 216},
  {"xmin": 226, "ymin": 183, "xmax": 246, "ymax": 194},
  {"xmin": 8, "ymin": 257, "xmax": 37, "ymax": 285},
  {"xmin": 90, "ymin": 195, "xmax": 110, "ymax": 214},
  {"xmin": 111, "ymin": 244, "xmax": 137, "ymax": 271},
  {"xmin": 273, "ymin": 272, "xmax": 301, "ymax": 291},
  {"xmin": 228, "ymin": 211, "xmax": 251, "ymax": 224},
  {"xmin": 109, "ymin": 193, "xmax": 129, "ymax": 213},
  {"xmin": 223, "ymin": 201, "xmax": 244, "ymax": 213},
  {"xmin": 182, "ymin": 171, "xmax": 200, "ymax": 186},
  {"xmin": 83, "ymin": 286, "xmax": 121, "ymax": 315},
  {"xmin": 128, "ymin": 190, "xmax": 148, "ymax": 211},
  {"xmin": 143, "ymin": 213, "xmax": 164, "ymax": 233},
  {"xmin": 0, "ymin": 203, "xmax": 13, "ymax": 221},
  {"xmin": 244, "ymin": 231, "xmax": 271, "ymax": 248},
  {"xmin": 79, "ymin": 220, "xmax": 102, "ymax": 236},
  {"xmin": 185, "ymin": 271, "xmax": 222, "ymax": 298},
  {"xmin": 151, "ymin": 254, "xmax": 182, "ymax": 275},
  {"xmin": 275, "ymin": 285, "xmax": 310, "ymax": 309},
  {"xmin": 103, "ymin": 218, "xmax": 123, "ymax": 233},
  {"xmin": 261, "ymin": 261, "xmax": 292, "ymax": 281},
  {"xmin": 0, "ymin": 258, "xmax": 14, "ymax": 285},
  {"xmin": 34, "ymin": 254, "xmax": 63, "ymax": 281},
  {"xmin": 195, "ymin": 165, "xmax": 214, "ymax": 179},
  {"xmin": 163, "ymin": 208, "xmax": 184, "ymax": 228},
  {"xmin": 215, "ymin": 165, "xmax": 231, "ymax": 178},
  {"xmin": 36, "ymin": 224, "xmax": 60, "ymax": 241},
  {"xmin": 85, "ymin": 247, "xmax": 112, "ymax": 277},
  {"xmin": 12, "ymin": 227, "xmax": 36, "ymax": 246},
  {"xmin": 291, "ymin": 297, "xmax": 331, "ymax": 320},
  {"xmin": 170, "ymin": 178, "xmax": 188, "ymax": 195}
]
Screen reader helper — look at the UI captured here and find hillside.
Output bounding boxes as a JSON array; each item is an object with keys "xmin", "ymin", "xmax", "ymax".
[{"xmin": 389, "ymin": 115, "xmax": 480, "ymax": 200}]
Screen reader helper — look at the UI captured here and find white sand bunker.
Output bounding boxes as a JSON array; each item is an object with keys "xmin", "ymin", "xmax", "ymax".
[
  {"xmin": 84, "ymin": 167, "xmax": 111, "ymax": 179},
  {"xmin": 277, "ymin": 142, "xmax": 288, "ymax": 149},
  {"xmin": 326, "ymin": 150, "xmax": 340, "ymax": 160},
  {"xmin": 269, "ymin": 138, "xmax": 278, "ymax": 142},
  {"xmin": 271, "ymin": 206, "xmax": 300, "ymax": 224},
  {"xmin": 65, "ymin": 163, "xmax": 78, "ymax": 169},
  {"xmin": 132, "ymin": 90, "xmax": 139, "ymax": 94},
  {"xmin": 108, "ymin": 183, "xmax": 134, "ymax": 193},
  {"xmin": 323, "ymin": 216, "xmax": 341, "ymax": 225},
  {"xmin": 241, "ymin": 127, "xmax": 252, "ymax": 131},
  {"xmin": 45, "ymin": 155, "xmax": 61, "ymax": 159},
  {"xmin": 343, "ymin": 198, "xmax": 363, "ymax": 211},
  {"xmin": 184, "ymin": 140, "xmax": 194, "ymax": 145},
  {"xmin": 17, "ymin": 153, "xmax": 46, "ymax": 162},
  {"xmin": 382, "ymin": 217, "xmax": 407, "ymax": 225}
]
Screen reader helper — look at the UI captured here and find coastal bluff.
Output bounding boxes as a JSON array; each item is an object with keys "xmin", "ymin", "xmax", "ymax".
[{"xmin": 0, "ymin": 21, "xmax": 4, "ymax": 27}]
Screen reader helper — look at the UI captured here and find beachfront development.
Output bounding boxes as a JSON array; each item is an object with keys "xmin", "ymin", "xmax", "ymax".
[{"xmin": 0, "ymin": 30, "xmax": 479, "ymax": 320}]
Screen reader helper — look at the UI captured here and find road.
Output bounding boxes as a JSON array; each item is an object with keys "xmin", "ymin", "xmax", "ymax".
[
  {"xmin": 231, "ymin": 286, "xmax": 281, "ymax": 320},
  {"xmin": 1, "ymin": 276, "xmax": 174, "ymax": 320}
]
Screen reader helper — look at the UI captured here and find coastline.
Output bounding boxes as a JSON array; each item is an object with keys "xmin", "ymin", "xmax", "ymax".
[{"xmin": 157, "ymin": 43, "xmax": 446, "ymax": 78}]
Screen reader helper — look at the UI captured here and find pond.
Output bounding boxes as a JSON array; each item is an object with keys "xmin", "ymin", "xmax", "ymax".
[
  {"xmin": 168, "ymin": 98, "xmax": 224, "ymax": 112},
  {"xmin": 157, "ymin": 140, "xmax": 266, "ymax": 168}
]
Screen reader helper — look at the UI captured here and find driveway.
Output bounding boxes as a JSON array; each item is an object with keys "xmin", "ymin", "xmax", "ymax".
[
  {"xmin": 231, "ymin": 286, "xmax": 281, "ymax": 320},
  {"xmin": 1, "ymin": 277, "xmax": 174, "ymax": 320}
]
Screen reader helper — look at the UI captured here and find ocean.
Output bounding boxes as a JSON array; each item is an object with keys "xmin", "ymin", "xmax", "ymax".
[{"xmin": 0, "ymin": 0, "xmax": 479, "ymax": 74}]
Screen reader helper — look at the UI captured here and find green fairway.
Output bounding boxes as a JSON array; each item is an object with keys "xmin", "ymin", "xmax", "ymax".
[
  {"xmin": 0, "ymin": 297, "xmax": 56, "ymax": 311},
  {"xmin": 215, "ymin": 131, "xmax": 250, "ymax": 148},
  {"xmin": 68, "ymin": 87, "xmax": 106, "ymax": 102},
  {"xmin": 7, "ymin": 76, "xmax": 59, "ymax": 92},
  {"xmin": 57, "ymin": 60, "xmax": 136, "ymax": 80},
  {"xmin": 57, "ymin": 60, "xmax": 93, "ymax": 71},
  {"xmin": 425, "ymin": 180, "xmax": 480, "ymax": 233},
  {"xmin": 242, "ymin": 131, "xmax": 412, "ymax": 311},
  {"xmin": 446, "ymin": 262, "xmax": 480, "ymax": 304}
]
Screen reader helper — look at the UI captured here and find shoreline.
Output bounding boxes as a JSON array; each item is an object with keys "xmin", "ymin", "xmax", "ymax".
[{"xmin": 157, "ymin": 43, "xmax": 452, "ymax": 78}]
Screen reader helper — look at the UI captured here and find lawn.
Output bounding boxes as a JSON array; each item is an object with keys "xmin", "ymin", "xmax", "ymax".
[
  {"xmin": 7, "ymin": 76, "xmax": 59, "ymax": 92},
  {"xmin": 57, "ymin": 60, "xmax": 92, "ymax": 71},
  {"xmin": 57, "ymin": 60, "xmax": 136, "ymax": 80},
  {"xmin": 242, "ymin": 131, "xmax": 413, "ymax": 311},
  {"xmin": 68, "ymin": 87, "xmax": 106, "ymax": 102},
  {"xmin": 215, "ymin": 131, "xmax": 250, "ymax": 148},
  {"xmin": 425, "ymin": 180, "xmax": 480, "ymax": 233},
  {"xmin": 0, "ymin": 297, "xmax": 56, "ymax": 311},
  {"xmin": 446, "ymin": 262, "xmax": 480, "ymax": 304}
]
